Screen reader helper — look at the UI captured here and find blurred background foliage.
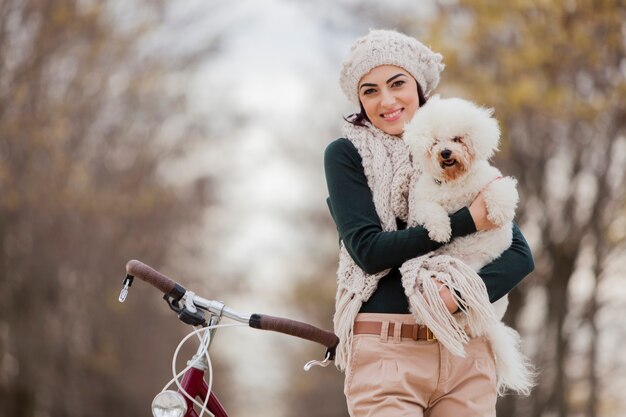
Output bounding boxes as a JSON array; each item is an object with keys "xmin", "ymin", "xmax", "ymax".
[
  {"xmin": 0, "ymin": 0, "xmax": 218, "ymax": 416},
  {"xmin": 0, "ymin": 0, "xmax": 624, "ymax": 416}
]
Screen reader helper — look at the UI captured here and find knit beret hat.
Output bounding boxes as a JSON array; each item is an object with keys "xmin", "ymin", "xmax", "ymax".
[{"xmin": 339, "ymin": 29, "xmax": 445, "ymax": 105}]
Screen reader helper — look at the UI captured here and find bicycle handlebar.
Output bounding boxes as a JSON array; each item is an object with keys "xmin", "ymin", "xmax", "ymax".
[
  {"xmin": 123, "ymin": 260, "xmax": 339, "ymax": 353},
  {"xmin": 249, "ymin": 314, "xmax": 339, "ymax": 350},
  {"xmin": 126, "ymin": 259, "xmax": 186, "ymax": 300}
]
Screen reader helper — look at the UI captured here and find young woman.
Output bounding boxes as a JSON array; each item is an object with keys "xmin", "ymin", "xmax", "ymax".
[{"xmin": 324, "ymin": 29, "xmax": 534, "ymax": 417}]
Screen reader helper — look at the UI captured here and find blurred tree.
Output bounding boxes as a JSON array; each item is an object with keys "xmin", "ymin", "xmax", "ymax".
[
  {"xmin": 0, "ymin": 0, "xmax": 220, "ymax": 416},
  {"xmin": 424, "ymin": 1, "xmax": 626, "ymax": 416}
]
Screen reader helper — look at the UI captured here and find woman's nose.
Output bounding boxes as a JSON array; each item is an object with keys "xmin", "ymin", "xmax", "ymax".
[{"xmin": 380, "ymin": 90, "xmax": 396, "ymax": 107}]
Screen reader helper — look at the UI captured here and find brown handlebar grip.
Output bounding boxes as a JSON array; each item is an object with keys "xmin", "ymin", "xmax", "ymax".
[
  {"xmin": 125, "ymin": 260, "xmax": 186, "ymax": 299},
  {"xmin": 249, "ymin": 314, "xmax": 339, "ymax": 350}
]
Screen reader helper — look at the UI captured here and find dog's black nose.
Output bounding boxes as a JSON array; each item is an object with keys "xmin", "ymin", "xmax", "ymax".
[{"xmin": 441, "ymin": 149, "xmax": 452, "ymax": 159}]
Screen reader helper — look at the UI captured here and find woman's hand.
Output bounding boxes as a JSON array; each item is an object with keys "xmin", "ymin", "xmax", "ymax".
[
  {"xmin": 469, "ymin": 190, "xmax": 498, "ymax": 231},
  {"xmin": 436, "ymin": 280, "xmax": 460, "ymax": 314}
]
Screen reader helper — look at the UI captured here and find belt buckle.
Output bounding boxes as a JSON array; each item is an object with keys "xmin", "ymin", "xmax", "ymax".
[{"xmin": 426, "ymin": 328, "xmax": 437, "ymax": 342}]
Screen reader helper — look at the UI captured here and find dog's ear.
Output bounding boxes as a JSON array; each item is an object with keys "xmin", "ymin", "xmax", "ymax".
[
  {"xmin": 447, "ymin": 98, "xmax": 500, "ymax": 160},
  {"xmin": 403, "ymin": 111, "xmax": 432, "ymax": 156},
  {"xmin": 472, "ymin": 105, "xmax": 500, "ymax": 160}
]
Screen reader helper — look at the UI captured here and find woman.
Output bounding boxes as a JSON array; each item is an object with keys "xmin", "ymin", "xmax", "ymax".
[{"xmin": 324, "ymin": 29, "xmax": 534, "ymax": 417}]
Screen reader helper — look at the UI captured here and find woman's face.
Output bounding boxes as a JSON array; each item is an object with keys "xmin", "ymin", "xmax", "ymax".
[{"xmin": 358, "ymin": 65, "xmax": 420, "ymax": 136}]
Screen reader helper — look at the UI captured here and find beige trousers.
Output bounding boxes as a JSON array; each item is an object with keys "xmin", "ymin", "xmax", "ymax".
[{"xmin": 344, "ymin": 313, "xmax": 497, "ymax": 417}]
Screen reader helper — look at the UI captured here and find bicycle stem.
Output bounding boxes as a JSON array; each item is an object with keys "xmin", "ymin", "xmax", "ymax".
[
  {"xmin": 185, "ymin": 296, "xmax": 246, "ymax": 371},
  {"xmin": 190, "ymin": 295, "xmax": 251, "ymax": 324},
  {"xmin": 187, "ymin": 328, "xmax": 212, "ymax": 371},
  {"xmin": 186, "ymin": 315, "xmax": 227, "ymax": 373},
  {"xmin": 205, "ymin": 315, "xmax": 222, "ymax": 350}
]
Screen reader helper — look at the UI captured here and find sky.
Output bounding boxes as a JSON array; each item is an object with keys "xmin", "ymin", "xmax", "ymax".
[{"xmin": 182, "ymin": 0, "xmax": 357, "ymax": 288}]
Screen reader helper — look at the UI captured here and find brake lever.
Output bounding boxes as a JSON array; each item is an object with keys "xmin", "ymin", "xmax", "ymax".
[
  {"xmin": 303, "ymin": 351, "xmax": 333, "ymax": 371},
  {"xmin": 164, "ymin": 294, "xmax": 183, "ymax": 313}
]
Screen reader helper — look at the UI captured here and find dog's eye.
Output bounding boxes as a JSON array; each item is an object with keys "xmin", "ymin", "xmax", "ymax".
[{"xmin": 452, "ymin": 136, "xmax": 462, "ymax": 143}]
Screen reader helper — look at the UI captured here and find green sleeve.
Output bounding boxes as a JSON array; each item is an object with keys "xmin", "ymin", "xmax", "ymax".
[
  {"xmin": 478, "ymin": 223, "xmax": 535, "ymax": 302},
  {"xmin": 324, "ymin": 138, "xmax": 476, "ymax": 274}
]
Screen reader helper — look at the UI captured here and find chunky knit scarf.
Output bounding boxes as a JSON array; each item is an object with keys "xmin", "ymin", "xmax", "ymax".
[
  {"xmin": 333, "ymin": 121, "xmax": 410, "ymax": 363},
  {"xmin": 333, "ymin": 121, "xmax": 532, "ymax": 395}
]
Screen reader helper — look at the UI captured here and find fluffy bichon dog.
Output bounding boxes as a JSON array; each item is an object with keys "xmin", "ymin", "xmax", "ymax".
[
  {"xmin": 404, "ymin": 95, "xmax": 518, "ymax": 275},
  {"xmin": 403, "ymin": 95, "xmax": 534, "ymax": 395}
]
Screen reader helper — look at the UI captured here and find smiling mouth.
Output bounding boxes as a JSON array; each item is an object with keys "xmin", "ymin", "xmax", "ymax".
[
  {"xmin": 381, "ymin": 108, "xmax": 403, "ymax": 120},
  {"xmin": 441, "ymin": 159, "xmax": 457, "ymax": 168}
]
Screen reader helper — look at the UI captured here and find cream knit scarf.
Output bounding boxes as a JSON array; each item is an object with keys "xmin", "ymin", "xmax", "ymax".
[{"xmin": 333, "ymin": 121, "xmax": 509, "ymax": 387}]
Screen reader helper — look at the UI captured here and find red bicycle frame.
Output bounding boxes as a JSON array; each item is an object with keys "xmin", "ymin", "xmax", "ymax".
[{"xmin": 179, "ymin": 367, "xmax": 227, "ymax": 417}]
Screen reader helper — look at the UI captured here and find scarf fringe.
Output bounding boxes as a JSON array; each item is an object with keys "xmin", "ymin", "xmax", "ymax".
[
  {"xmin": 333, "ymin": 287, "xmax": 363, "ymax": 371},
  {"xmin": 401, "ymin": 255, "xmax": 495, "ymax": 356},
  {"xmin": 401, "ymin": 254, "xmax": 535, "ymax": 394},
  {"xmin": 446, "ymin": 258, "xmax": 535, "ymax": 394}
]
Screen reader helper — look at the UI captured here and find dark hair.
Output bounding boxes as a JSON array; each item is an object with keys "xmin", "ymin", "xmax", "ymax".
[{"xmin": 344, "ymin": 82, "xmax": 428, "ymax": 127}]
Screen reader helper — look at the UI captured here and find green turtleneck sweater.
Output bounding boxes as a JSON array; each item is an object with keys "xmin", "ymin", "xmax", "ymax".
[{"xmin": 324, "ymin": 138, "xmax": 534, "ymax": 314}]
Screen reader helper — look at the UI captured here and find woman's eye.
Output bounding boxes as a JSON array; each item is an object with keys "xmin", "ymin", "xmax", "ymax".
[
  {"xmin": 391, "ymin": 80, "xmax": 405, "ymax": 88},
  {"xmin": 362, "ymin": 88, "xmax": 376, "ymax": 95}
]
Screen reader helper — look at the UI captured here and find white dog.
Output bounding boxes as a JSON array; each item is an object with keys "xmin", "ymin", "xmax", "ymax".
[
  {"xmin": 405, "ymin": 95, "xmax": 517, "ymax": 314},
  {"xmin": 405, "ymin": 95, "xmax": 518, "ymax": 273},
  {"xmin": 403, "ymin": 95, "xmax": 533, "ymax": 395}
]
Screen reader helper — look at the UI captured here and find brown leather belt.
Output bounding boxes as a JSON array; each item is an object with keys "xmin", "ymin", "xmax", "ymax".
[{"xmin": 353, "ymin": 321, "xmax": 437, "ymax": 341}]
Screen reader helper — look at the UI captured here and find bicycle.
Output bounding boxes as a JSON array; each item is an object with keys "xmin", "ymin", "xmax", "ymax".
[{"xmin": 119, "ymin": 259, "xmax": 339, "ymax": 417}]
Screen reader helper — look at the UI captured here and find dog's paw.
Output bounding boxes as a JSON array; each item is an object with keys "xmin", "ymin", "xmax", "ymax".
[
  {"xmin": 417, "ymin": 202, "xmax": 452, "ymax": 242},
  {"xmin": 427, "ymin": 222, "xmax": 452, "ymax": 242},
  {"xmin": 484, "ymin": 177, "xmax": 519, "ymax": 226},
  {"xmin": 486, "ymin": 208, "xmax": 513, "ymax": 226}
]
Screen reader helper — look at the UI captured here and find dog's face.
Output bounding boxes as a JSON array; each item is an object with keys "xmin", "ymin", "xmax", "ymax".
[
  {"xmin": 425, "ymin": 134, "xmax": 476, "ymax": 182},
  {"xmin": 403, "ymin": 95, "xmax": 500, "ymax": 182}
]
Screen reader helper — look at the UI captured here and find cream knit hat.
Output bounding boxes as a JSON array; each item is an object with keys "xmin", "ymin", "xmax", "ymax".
[{"xmin": 339, "ymin": 29, "xmax": 445, "ymax": 105}]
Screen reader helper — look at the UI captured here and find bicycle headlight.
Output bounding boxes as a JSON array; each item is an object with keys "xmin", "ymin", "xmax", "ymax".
[{"xmin": 151, "ymin": 390, "xmax": 188, "ymax": 417}]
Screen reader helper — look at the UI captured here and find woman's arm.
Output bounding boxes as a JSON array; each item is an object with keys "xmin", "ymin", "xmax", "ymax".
[
  {"xmin": 324, "ymin": 138, "xmax": 476, "ymax": 274},
  {"xmin": 478, "ymin": 223, "xmax": 535, "ymax": 303}
]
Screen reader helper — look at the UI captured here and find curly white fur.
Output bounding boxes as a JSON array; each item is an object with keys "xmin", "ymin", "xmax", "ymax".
[{"xmin": 403, "ymin": 96, "xmax": 534, "ymax": 395}]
